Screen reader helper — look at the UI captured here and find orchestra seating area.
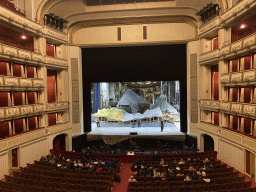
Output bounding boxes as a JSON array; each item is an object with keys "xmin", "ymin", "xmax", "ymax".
[
  {"xmin": 0, "ymin": 0, "xmax": 26, "ymax": 17},
  {"xmin": 129, "ymin": 154, "xmax": 255, "ymax": 192},
  {"xmin": 0, "ymin": 150, "xmax": 255, "ymax": 192}
]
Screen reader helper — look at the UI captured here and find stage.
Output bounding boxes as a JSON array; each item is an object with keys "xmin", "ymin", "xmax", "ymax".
[{"xmin": 87, "ymin": 122, "xmax": 186, "ymax": 144}]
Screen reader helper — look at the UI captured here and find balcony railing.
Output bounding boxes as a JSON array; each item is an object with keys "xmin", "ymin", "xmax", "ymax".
[
  {"xmin": 199, "ymin": 49, "xmax": 220, "ymax": 64},
  {"xmin": 45, "ymin": 101, "xmax": 69, "ymax": 112}
]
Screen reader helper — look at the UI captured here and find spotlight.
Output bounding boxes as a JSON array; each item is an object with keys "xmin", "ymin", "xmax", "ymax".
[
  {"xmin": 240, "ymin": 24, "xmax": 246, "ymax": 29},
  {"xmin": 21, "ymin": 35, "xmax": 26, "ymax": 40}
]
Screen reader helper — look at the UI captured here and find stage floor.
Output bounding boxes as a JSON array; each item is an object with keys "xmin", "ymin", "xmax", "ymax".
[{"xmin": 88, "ymin": 122, "xmax": 185, "ymax": 144}]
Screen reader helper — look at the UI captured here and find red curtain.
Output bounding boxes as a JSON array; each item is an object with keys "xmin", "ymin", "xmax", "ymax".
[
  {"xmin": 47, "ymin": 76, "xmax": 56, "ymax": 103},
  {"xmin": 213, "ymin": 72, "xmax": 219, "ymax": 100},
  {"xmin": 0, "ymin": 92, "xmax": 8, "ymax": 107},
  {"xmin": 28, "ymin": 116, "xmax": 36, "ymax": 131},
  {"xmin": 0, "ymin": 62, "xmax": 7, "ymax": 75},
  {"xmin": 48, "ymin": 113, "xmax": 57, "ymax": 126},
  {"xmin": 27, "ymin": 66, "xmax": 35, "ymax": 78},
  {"xmin": 14, "ymin": 92, "xmax": 23, "ymax": 106},
  {"xmin": 13, "ymin": 64, "xmax": 22, "ymax": 77},
  {"xmin": 244, "ymin": 118, "xmax": 251, "ymax": 135},
  {"xmin": 46, "ymin": 43, "xmax": 55, "ymax": 57},
  {"xmin": 244, "ymin": 56, "xmax": 251, "ymax": 70},
  {"xmin": 232, "ymin": 59, "xmax": 238, "ymax": 72},
  {"xmin": 27, "ymin": 92, "xmax": 36, "ymax": 104},
  {"xmin": 214, "ymin": 112, "xmax": 219, "ymax": 126},
  {"xmin": 244, "ymin": 88, "xmax": 251, "ymax": 103},
  {"xmin": 53, "ymin": 137, "xmax": 60, "ymax": 151},
  {"xmin": 14, "ymin": 119, "xmax": 24, "ymax": 134},
  {"xmin": 213, "ymin": 38, "xmax": 218, "ymax": 50},
  {"xmin": 233, "ymin": 88, "xmax": 238, "ymax": 102},
  {"xmin": 0, "ymin": 122, "xmax": 9, "ymax": 139},
  {"xmin": 233, "ymin": 115, "xmax": 238, "ymax": 130},
  {"xmin": 246, "ymin": 150, "xmax": 250, "ymax": 175}
]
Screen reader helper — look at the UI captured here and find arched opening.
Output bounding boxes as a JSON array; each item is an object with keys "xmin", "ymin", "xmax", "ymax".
[
  {"xmin": 203, "ymin": 134, "xmax": 214, "ymax": 151},
  {"xmin": 53, "ymin": 134, "xmax": 66, "ymax": 151}
]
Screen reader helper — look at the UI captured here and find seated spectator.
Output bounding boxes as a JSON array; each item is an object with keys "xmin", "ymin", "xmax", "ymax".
[
  {"xmin": 159, "ymin": 158, "xmax": 165, "ymax": 166},
  {"xmin": 178, "ymin": 158, "xmax": 185, "ymax": 165},
  {"xmin": 96, "ymin": 167, "xmax": 103, "ymax": 172},
  {"xmin": 152, "ymin": 151, "xmax": 159, "ymax": 161},
  {"xmin": 184, "ymin": 175, "xmax": 192, "ymax": 181},
  {"xmin": 201, "ymin": 171, "xmax": 207, "ymax": 179},
  {"xmin": 204, "ymin": 158, "xmax": 210, "ymax": 163},
  {"xmin": 49, "ymin": 156, "xmax": 56, "ymax": 164},
  {"xmin": 131, "ymin": 170, "xmax": 137, "ymax": 175},
  {"xmin": 153, "ymin": 168, "xmax": 161, "ymax": 177},
  {"xmin": 129, "ymin": 175, "xmax": 137, "ymax": 182},
  {"xmin": 209, "ymin": 164, "xmax": 214, "ymax": 170},
  {"xmin": 176, "ymin": 171, "xmax": 184, "ymax": 177},
  {"xmin": 185, "ymin": 158, "xmax": 191, "ymax": 164},
  {"xmin": 115, "ymin": 174, "xmax": 121, "ymax": 183},
  {"xmin": 160, "ymin": 172, "xmax": 167, "ymax": 180},
  {"xmin": 189, "ymin": 166, "xmax": 196, "ymax": 172}
]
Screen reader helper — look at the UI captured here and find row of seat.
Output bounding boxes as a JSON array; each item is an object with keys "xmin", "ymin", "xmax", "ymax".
[{"xmin": 127, "ymin": 181, "xmax": 253, "ymax": 192}]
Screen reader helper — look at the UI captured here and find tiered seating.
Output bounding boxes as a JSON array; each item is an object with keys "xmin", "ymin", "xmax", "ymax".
[
  {"xmin": 0, "ymin": 0, "xmax": 26, "ymax": 17},
  {"xmin": 0, "ymin": 156, "xmax": 120, "ymax": 192},
  {"xmin": 128, "ymin": 154, "xmax": 256, "ymax": 192}
]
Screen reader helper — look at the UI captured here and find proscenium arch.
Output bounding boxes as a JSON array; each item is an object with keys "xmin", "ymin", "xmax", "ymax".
[{"xmin": 67, "ymin": 15, "xmax": 199, "ymax": 44}]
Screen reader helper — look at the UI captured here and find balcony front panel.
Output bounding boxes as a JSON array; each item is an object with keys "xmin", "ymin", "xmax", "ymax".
[
  {"xmin": 56, "ymin": 101, "xmax": 69, "ymax": 109},
  {"xmin": 221, "ymin": 101, "xmax": 231, "ymax": 112},
  {"xmin": 19, "ymin": 78, "xmax": 32, "ymax": 88},
  {"xmin": 5, "ymin": 106, "xmax": 20, "ymax": 118},
  {"xmin": 19, "ymin": 105, "xmax": 33, "ymax": 116},
  {"xmin": 32, "ymin": 78, "xmax": 44, "ymax": 88},
  {"xmin": 46, "ymin": 122, "xmax": 71, "ymax": 135},
  {"xmin": 199, "ymin": 49, "xmax": 220, "ymax": 64},
  {"xmin": 243, "ymin": 104, "xmax": 256, "ymax": 117},
  {"xmin": 33, "ymin": 104, "xmax": 44, "ymax": 113},
  {"xmin": 220, "ymin": 73, "xmax": 231, "ymax": 84},
  {"xmin": 210, "ymin": 100, "xmax": 221, "ymax": 109},
  {"xmin": 32, "ymin": 52, "xmax": 44, "ymax": 63},
  {"xmin": 18, "ymin": 49, "xmax": 32, "ymax": 60},
  {"xmin": 220, "ymin": 45, "xmax": 231, "ymax": 57},
  {"xmin": 199, "ymin": 99, "xmax": 211, "ymax": 109},
  {"xmin": 0, "ymin": 76, "xmax": 3, "ymax": 86},
  {"xmin": 243, "ymin": 33, "xmax": 256, "ymax": 48},
  {"xmin": 0, "ymin": 6, "xmax": 42, "ymax": 35},
  {"xmin": 231, "ymin": 72, "xmax": 243, "ymax": 83},
  {"xmin": 3, "ymin": 76, "xmax": 19, "ymax": 87},
  {"xmin": 44, "ymin": 56, "xmax": 68, "ymax": 68},
  {"xmin": 231, "ymin": 40, "xmax": 243, "ymax": 53},
  {"xmin": 45, "ymin": 101, "xmax": 69, "ymax": 112},
  {"xmin": 0, "ymin": 108, "xmax": 5, "ymax": 119},
  {"xmin": 46, "ymin": 103, "xmax": 56, "ymax": 111},
  {"xmin": 1, "ymin": 44, "xmax": 18, "ymax": 57},
  {"xmin": 243, "ymin": 70, "xmax": 256, "ymax": 82},
  {"xmin": 43, "ymin": 26, "xmax": 67, "ymax": 44},
  {"xmin": 231, "ymin": 103, "xmax": 243, "ymax": 114},
  {"xmin": 199, "ymin": 17, "xmax": 220, "ymax": 38}
]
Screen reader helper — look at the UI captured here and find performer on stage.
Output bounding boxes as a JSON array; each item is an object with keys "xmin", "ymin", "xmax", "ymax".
[
  {"xmin": 96, "ymin": 120, "xmax": 100, "ymax": 127},
  {"xmin": 160, "ymin": 119, "xmax": 164, "ymax": 132}
]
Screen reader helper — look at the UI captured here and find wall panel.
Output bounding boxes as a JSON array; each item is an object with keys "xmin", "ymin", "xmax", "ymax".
[
  {"xmin": 19, "ymin": 138, "xmax": 48, "ymax": 167},
  {"xmin": 219, "ymin": 139, "xmax": 244, "ymax": 172},
  {"xmin": 0, "ymin": 152, "xmax": 8, "ymax": 179}
]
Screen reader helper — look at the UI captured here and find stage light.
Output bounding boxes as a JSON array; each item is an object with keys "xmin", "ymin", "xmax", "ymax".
[
  {"xmin": 240, "ymin": 24, "xmax": 246, "ymax": 29},
  {"xmin": 21, "ymin": 35, "xmax": 26, "ymax": 39}
]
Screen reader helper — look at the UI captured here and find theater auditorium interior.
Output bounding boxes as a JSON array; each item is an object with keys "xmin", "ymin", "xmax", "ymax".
[{"xmin": 1, "ymin": 0, "xmax": 256, "ymax": 191}]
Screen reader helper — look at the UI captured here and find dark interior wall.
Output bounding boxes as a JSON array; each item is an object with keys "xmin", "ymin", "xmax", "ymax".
[{"xmin": 82, "ymin": 44, "xmax": 187, "ymax": 133}]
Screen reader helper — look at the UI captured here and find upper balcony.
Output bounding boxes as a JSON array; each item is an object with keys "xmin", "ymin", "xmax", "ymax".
[
  {"xmin": 43, "ymin": 26, "xmax": 67, "ymax": 45},
  {"xmin": 221, "ymin": 0, "xmax": 256, "ymax": 28},
  {"xmin": 199, "ymin": 49, "xmax": 220, "ymax": 65},
  {"xmin": 199, "ymin": 16, "xmax": 221, "ymax": 38}
]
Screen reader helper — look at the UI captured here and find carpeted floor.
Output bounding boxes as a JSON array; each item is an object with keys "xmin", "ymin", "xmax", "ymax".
[{"xmin": 111, "ymin": 163, "xmax": 131, "ymax": 192}]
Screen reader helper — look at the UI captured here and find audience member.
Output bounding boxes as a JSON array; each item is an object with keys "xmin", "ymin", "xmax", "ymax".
[{"xmin": 129, "ymin": 175, "xmax": 137, "ymax": 182}]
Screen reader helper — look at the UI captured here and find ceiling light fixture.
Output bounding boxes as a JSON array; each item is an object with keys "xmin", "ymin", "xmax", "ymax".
[{"xmin": 21, "ymin": 35, "xmax": 26, "ymax": 39}]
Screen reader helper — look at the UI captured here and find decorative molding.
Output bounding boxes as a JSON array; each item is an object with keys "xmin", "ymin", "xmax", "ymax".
[
  {"xmin": 231, "ymin": 40, "xmax": 243, "ymax": 53},
  {"xmin": 32, "ymin": 78, "xmax": 44, "ymax": 88},
  {"xmin": 19, "ymin": 78, "xmax": 32, "ymax": 87},
  {"xmin": 231, "ymin": 72, "xmax": 243, "ymax": 83},
  {"xmin": 0, "ymin": 76, "xmax": 3, "ymax": 86},
  {"xmin": 19, "ymin": 105, "xmax": 33, "ymax": 116},
  {"xmin": 243, "ymin": 33, "xmax": 256, "ymax": 48},
  {"xmin": 243, "ymin": 70, "xmax": 256, "ymax": 82},
  {"xmin": 1, "ymin": 44, "xmax": 18, "ymax": 57},
  {"xmin": 18, "ymin": 50, "xmax": 32, "ymax": 60},
  {"xmin": 3, "ymin": 76, "xmax": 19, "ymax": 87},
  {"xmin": 199, "ymin": 49, "xmax": 220, "ymax": 64},
  {"xmin": 199, "ymin": 16, "xmax": 220, "ymax": 38},
  {"xmin": 231, "ymin": 103, "xmax": 243, "ymax": 114},
  {"xmin": 5, "ymin": 107, "xmax": 20, "ymax": 118},
  {"xmin": 45, "ymin": 101, "xmax": 69, "ymax": 112},
  {"xmin": 220, "ymin": 73, "xmax": 231, "ymax": 84},
  {"xmin": 44, "ymin": 56, "xmax": 68, "ymax": 68},
  {"xmin": 0, "ymin": 108, "xmax": 5, "ymax": 119},
  {"xmin": 221, "ymin": 101, "xmax": 231, "ymax": 112},
  {"xmin": 32, "ymin": 53, "xmax": 44, "ymax": 63},
  {"xmin": 243, "ymin": 104, "xmax": 256, "ymax": 117},
  {"xmin": 43, "ymin": 26, "xmax": 67, "ymax": 44},
  {"xmin": 33, "ymin": 104, "xmax": 44, "ymax": 113},
  {"xmin": 220, "ymin": 45, "xmax": 230, "ymax": 57}
]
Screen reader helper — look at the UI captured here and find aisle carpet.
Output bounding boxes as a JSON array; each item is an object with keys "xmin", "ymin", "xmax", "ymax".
[{"xmin": 111, "ymin": 163, "xmax": 131, "ymax": 192}]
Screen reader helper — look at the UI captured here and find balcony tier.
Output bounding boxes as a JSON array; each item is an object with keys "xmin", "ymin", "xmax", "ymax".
[
  {"xmin": 199, "ymin": 49, "xmax": 220, "ymax": 65},
  {"xmin": 45, "ymin": 101, "xmax": 69, "ymax": 112}
]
